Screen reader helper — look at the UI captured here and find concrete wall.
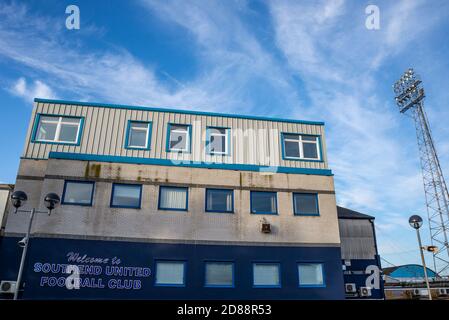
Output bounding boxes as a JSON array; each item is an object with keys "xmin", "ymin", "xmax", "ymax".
[
  {"xmin": 23, "ymin": 101, "xmax": 328, "ymax": 170},
  {"xmin": 0, "ymin": 185, "xmax": 13, "ymax": 233},
  {"xmin": 6, "ymin": 159, "xmax": 340, "ymax": 246}
]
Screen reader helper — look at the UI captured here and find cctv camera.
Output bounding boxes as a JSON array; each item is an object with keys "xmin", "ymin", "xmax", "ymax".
[{"xmin": 17, "ymin": 237, "xmax": 27, "ymax": 248}]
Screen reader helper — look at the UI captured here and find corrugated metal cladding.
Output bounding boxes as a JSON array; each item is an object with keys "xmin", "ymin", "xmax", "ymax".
[
  {"xmin": 339, "ymin": 219, "xmax": 377, "ymax": 260},
  {"xmin": 23, "ymin": 102, "xmax": 328, "ymax": 169}
]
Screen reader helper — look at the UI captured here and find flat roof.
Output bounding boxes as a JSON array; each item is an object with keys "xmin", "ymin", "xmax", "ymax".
[{"xmin": 34, "ymin": 98, "xmax": 325, "ymax": 126}]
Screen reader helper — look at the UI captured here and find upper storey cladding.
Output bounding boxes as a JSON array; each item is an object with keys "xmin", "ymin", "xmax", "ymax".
[{"xmin": 22, "ymin": 98, "xmax": 331, "ymax": 175}]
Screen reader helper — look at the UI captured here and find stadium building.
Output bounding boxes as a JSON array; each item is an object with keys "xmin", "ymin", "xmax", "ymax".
[{"xmin": 0, "ymin": 98, "xmax": 345, "ymax": 299}]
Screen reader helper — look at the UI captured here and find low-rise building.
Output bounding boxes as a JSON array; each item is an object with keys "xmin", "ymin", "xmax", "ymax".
[
  {"xmin": 338, "ymin": 206, "xmax": 384, "ymax": 299},
  {"xmin": 0, "ymin": 184, "xmax": 14, "ymax": 236},
  {"xmin": 0, "ymin": 98, "xmax": 344, "ymax": 299}
]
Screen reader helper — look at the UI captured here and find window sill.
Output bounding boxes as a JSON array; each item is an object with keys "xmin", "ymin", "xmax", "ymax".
[
  {"xmin": 125, "ymin": 146, "xmax": 151, "ymax": 151},
  {"xmin": 205, "ymin": 210, "xmax": 234, "ymax": 214},
  {"xmin": 110, "ymin": 205, "xmax": 141, "ymax": 209},
  {"xmin": 167, "ymin": 149, "xmax": 191, "ymax": 154},
  {"xmin": 158, "ymin": 207, "xmax": 188, "ymax": 212},
  {"xmin": 204, "ymin": 285, "xmax": 235, "ymax": 288},
  {"xmin": 283, "ymin": 157, "xmax": 323, "ymax": 163},
  {"xmin": 62, "ymin": 202, "xmax": 93, "ymax": 207},
  {"xmin": 250, "ymin": 212, "xmax": 278, "ymax": 215},
  {"xmin": 298, "ymin": 284, "xmax": 326, "ymax": 288},
  {"xmin": 32, "ymin": 140, "xmax": 80, "ymax": 146}
]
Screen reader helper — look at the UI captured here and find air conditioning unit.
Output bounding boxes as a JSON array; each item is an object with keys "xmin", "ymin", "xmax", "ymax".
[
  {"xmin": 412, "ymin": 288, "xmax": 428, "ymax": 297},
  {"xmin": 345, "ymin": 283, "xmax": 357, "ymax": 293},
  {"xmin": 0, "ymin": 281, "xmax": 17, "ymax": 294},
  {"xmin": 359, "ymin": 286, "xmax": 372, "ymax": 297},
  {"xmin": 438, "ymin": 288, "xmax": 448, "ymax": 296}
]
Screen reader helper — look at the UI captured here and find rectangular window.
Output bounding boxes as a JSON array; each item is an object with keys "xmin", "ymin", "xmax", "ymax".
[
  {"xmin": 298, "ymin": 263, "xmax": 325, "ymax": 287},
  {"xmin": 34, "ymin": 115, "xmax": 82, "ymax": 144},
  {"xmin": 126, "ymin": 121, "xmax": 151, "ymax": 149},
  {"xmin": 155, "ymin": 261, "xmax": 185, "ymax": 286},
  {"xmin": 250, "ymin": 191, "xmax": 277, "ymax": 215},
  {"xmin": 110, "ymin": 183, "xmax": 142, "ymax": 209},
  {"xmin": 62, "ymin": 181, "xmax": 94, "ymax": 206},
  {"xmin": 253, "ymin": 263, "xmax": 281, "ymax": 287},
  {"xmin": 282, "ymin": 133, "xmax": 320, "ymax": 160},
  {"xmin": 205, "ymin": 262, "xmax": 234, "ymax": 287},
  {"xmin": 206, "ymin": 189, "xmax": 233, "ymax": 213},
  {"xmin": 167, "ymin": 124, "xmax": 190, "ymax": 152},
  {"xmin": 158, "ymin": 186, "xmax": 188, "ymax": 211},
  {"xmin": 207, "ymin": 127, "xmax": 229, "ymax": 155},
  {"xmin": 293, "ymin": 193, "xmax": 319, "ymax": 216}
]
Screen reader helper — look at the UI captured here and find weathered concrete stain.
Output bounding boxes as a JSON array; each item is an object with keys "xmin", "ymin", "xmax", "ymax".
[
  {"xmin": 84, "ymin": 163, "xmax": 101, "ymax": 178},
  {"xmin": 92, "ymin": 164, "xmax": 101, "ymax": 178}
]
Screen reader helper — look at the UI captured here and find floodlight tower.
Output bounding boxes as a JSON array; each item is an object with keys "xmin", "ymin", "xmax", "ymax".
[{"xmin": 393, "ymin": 68, "xmax": 449, "ymax": 276}]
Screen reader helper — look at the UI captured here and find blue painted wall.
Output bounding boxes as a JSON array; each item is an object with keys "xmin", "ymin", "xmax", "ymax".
[
  {"xmin": 0, "ymin": 236, "xmax": 344, "ymax": 300},
  {"xmin": 343, "ymin": 257, "xmax": 384, "ymax": 299}
]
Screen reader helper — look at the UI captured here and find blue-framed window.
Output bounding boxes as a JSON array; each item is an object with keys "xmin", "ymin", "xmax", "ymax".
[
  {"xmin": 158, "ymin": 186, "xmax": 188, "ymax": 211},
  {"xmin": 281, "ymin": 133, "xmax": 322, "ymax": 161},
  {"xmin": 206, "ymin": 127, "xmax": 230, "ymax": 155},
  {"xmin": 293, "ymin": 193, "xmax": 320, "ymax": 216},
  {"xmin": 125, "ymin": 120, "xmax": 152, "ymax": 150},
  {"xmin": 204, "ymin": 261, "xmax": 234, "ymax": 288},
  {"xmin": 250, "ymin": 191, "xmax": 278, "ymax": 215},
  {"xmin": 166, "ymin": 123, "xmax": 191, "ymax": 153},
  {"xmin": 110, "ymin": 183, "xmax": 142, "ymax": 209},
  {"xmin": 205, "ymin": 189, "xmax": 234, "ymax": 213},
  {"xmin": 61, "ymin": 180, "xmax": 94, "ymax": 206},
  {"xmin": 253, "ymin": 263, "xmax": 281, "ymax": 288},
  {"xmin": 32, "ymin": 114, "xmax": 84, "ymax": 145},
  {"xmin": 155, "ymin": 260, "xmax": 186, "ymax": 287},
  {"xmin": 298, "ymin": 263, "xmax": 325, "ymax": 287}
]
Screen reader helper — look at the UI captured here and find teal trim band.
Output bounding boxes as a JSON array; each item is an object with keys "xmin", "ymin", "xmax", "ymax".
[
  {"xmin": 34, "ymin": 98, "xmax": 325, "ymax": 126},
  {"xmin": 46, "ymin": 152, "xmax": 333, "ymax": 176}
]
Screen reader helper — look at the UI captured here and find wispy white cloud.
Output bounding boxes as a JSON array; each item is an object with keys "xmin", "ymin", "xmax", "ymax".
[
  {"xmin": 268, "ymin": 0, "xmax": 449, "ymax": 263},
  {"xmin": 138, "ymin": 0, "xmax": 303, "ymax": 114},
  {"xmin": 0, "ymin": 1, "xmax": 300, "ymax": 117},
  {"xmin": 9, "ymin": 77, "xmax": 57, "ymax": 102}
]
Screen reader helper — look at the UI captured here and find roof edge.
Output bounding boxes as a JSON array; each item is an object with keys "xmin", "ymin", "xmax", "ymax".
[
  {"xmin": 337, "ymin": 206, "xmax": 375, "ymax": 220},
  {"xmin": 34, "ymin": 98, "xmax": 326, "ymax": 126}
]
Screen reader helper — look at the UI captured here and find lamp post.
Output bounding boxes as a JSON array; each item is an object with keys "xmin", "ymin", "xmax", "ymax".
[
  {"xmin": 10, "ymin": 190, "xmax": 60, "ymax": 300},
  {"xmin": 408, "ymin": 215, "xmax": 432, "ymax": 300}
]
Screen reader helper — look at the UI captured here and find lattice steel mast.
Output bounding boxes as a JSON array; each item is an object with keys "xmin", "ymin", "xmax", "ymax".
[{"xmin": 393, "ymin": 68, "xmax": 449, "ymax": 276}]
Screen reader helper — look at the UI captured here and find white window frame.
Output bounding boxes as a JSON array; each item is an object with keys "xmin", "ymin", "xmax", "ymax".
[
  {"xmin": 127, "ymin": 122, "xmax": 150, "ymax": 149},
  {"xmin": 36, "ymin": 116, "xmax": 82, "ymax": 144},
  {"xmin": 283, "ymin": 134, "xmax": 320, "ymax": 161},
  {"xmin": 168, "ymin": 124, "xmax": 190, "ymax": 152},
  {"xmin": 208, "ymin": 127, "xmax": 229, "ymax": 155}
]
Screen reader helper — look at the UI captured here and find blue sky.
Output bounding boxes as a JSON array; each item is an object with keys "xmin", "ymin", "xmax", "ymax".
[{"xmin": 1, "ymin": 0, "xmax": 449, "ymax": 268}]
